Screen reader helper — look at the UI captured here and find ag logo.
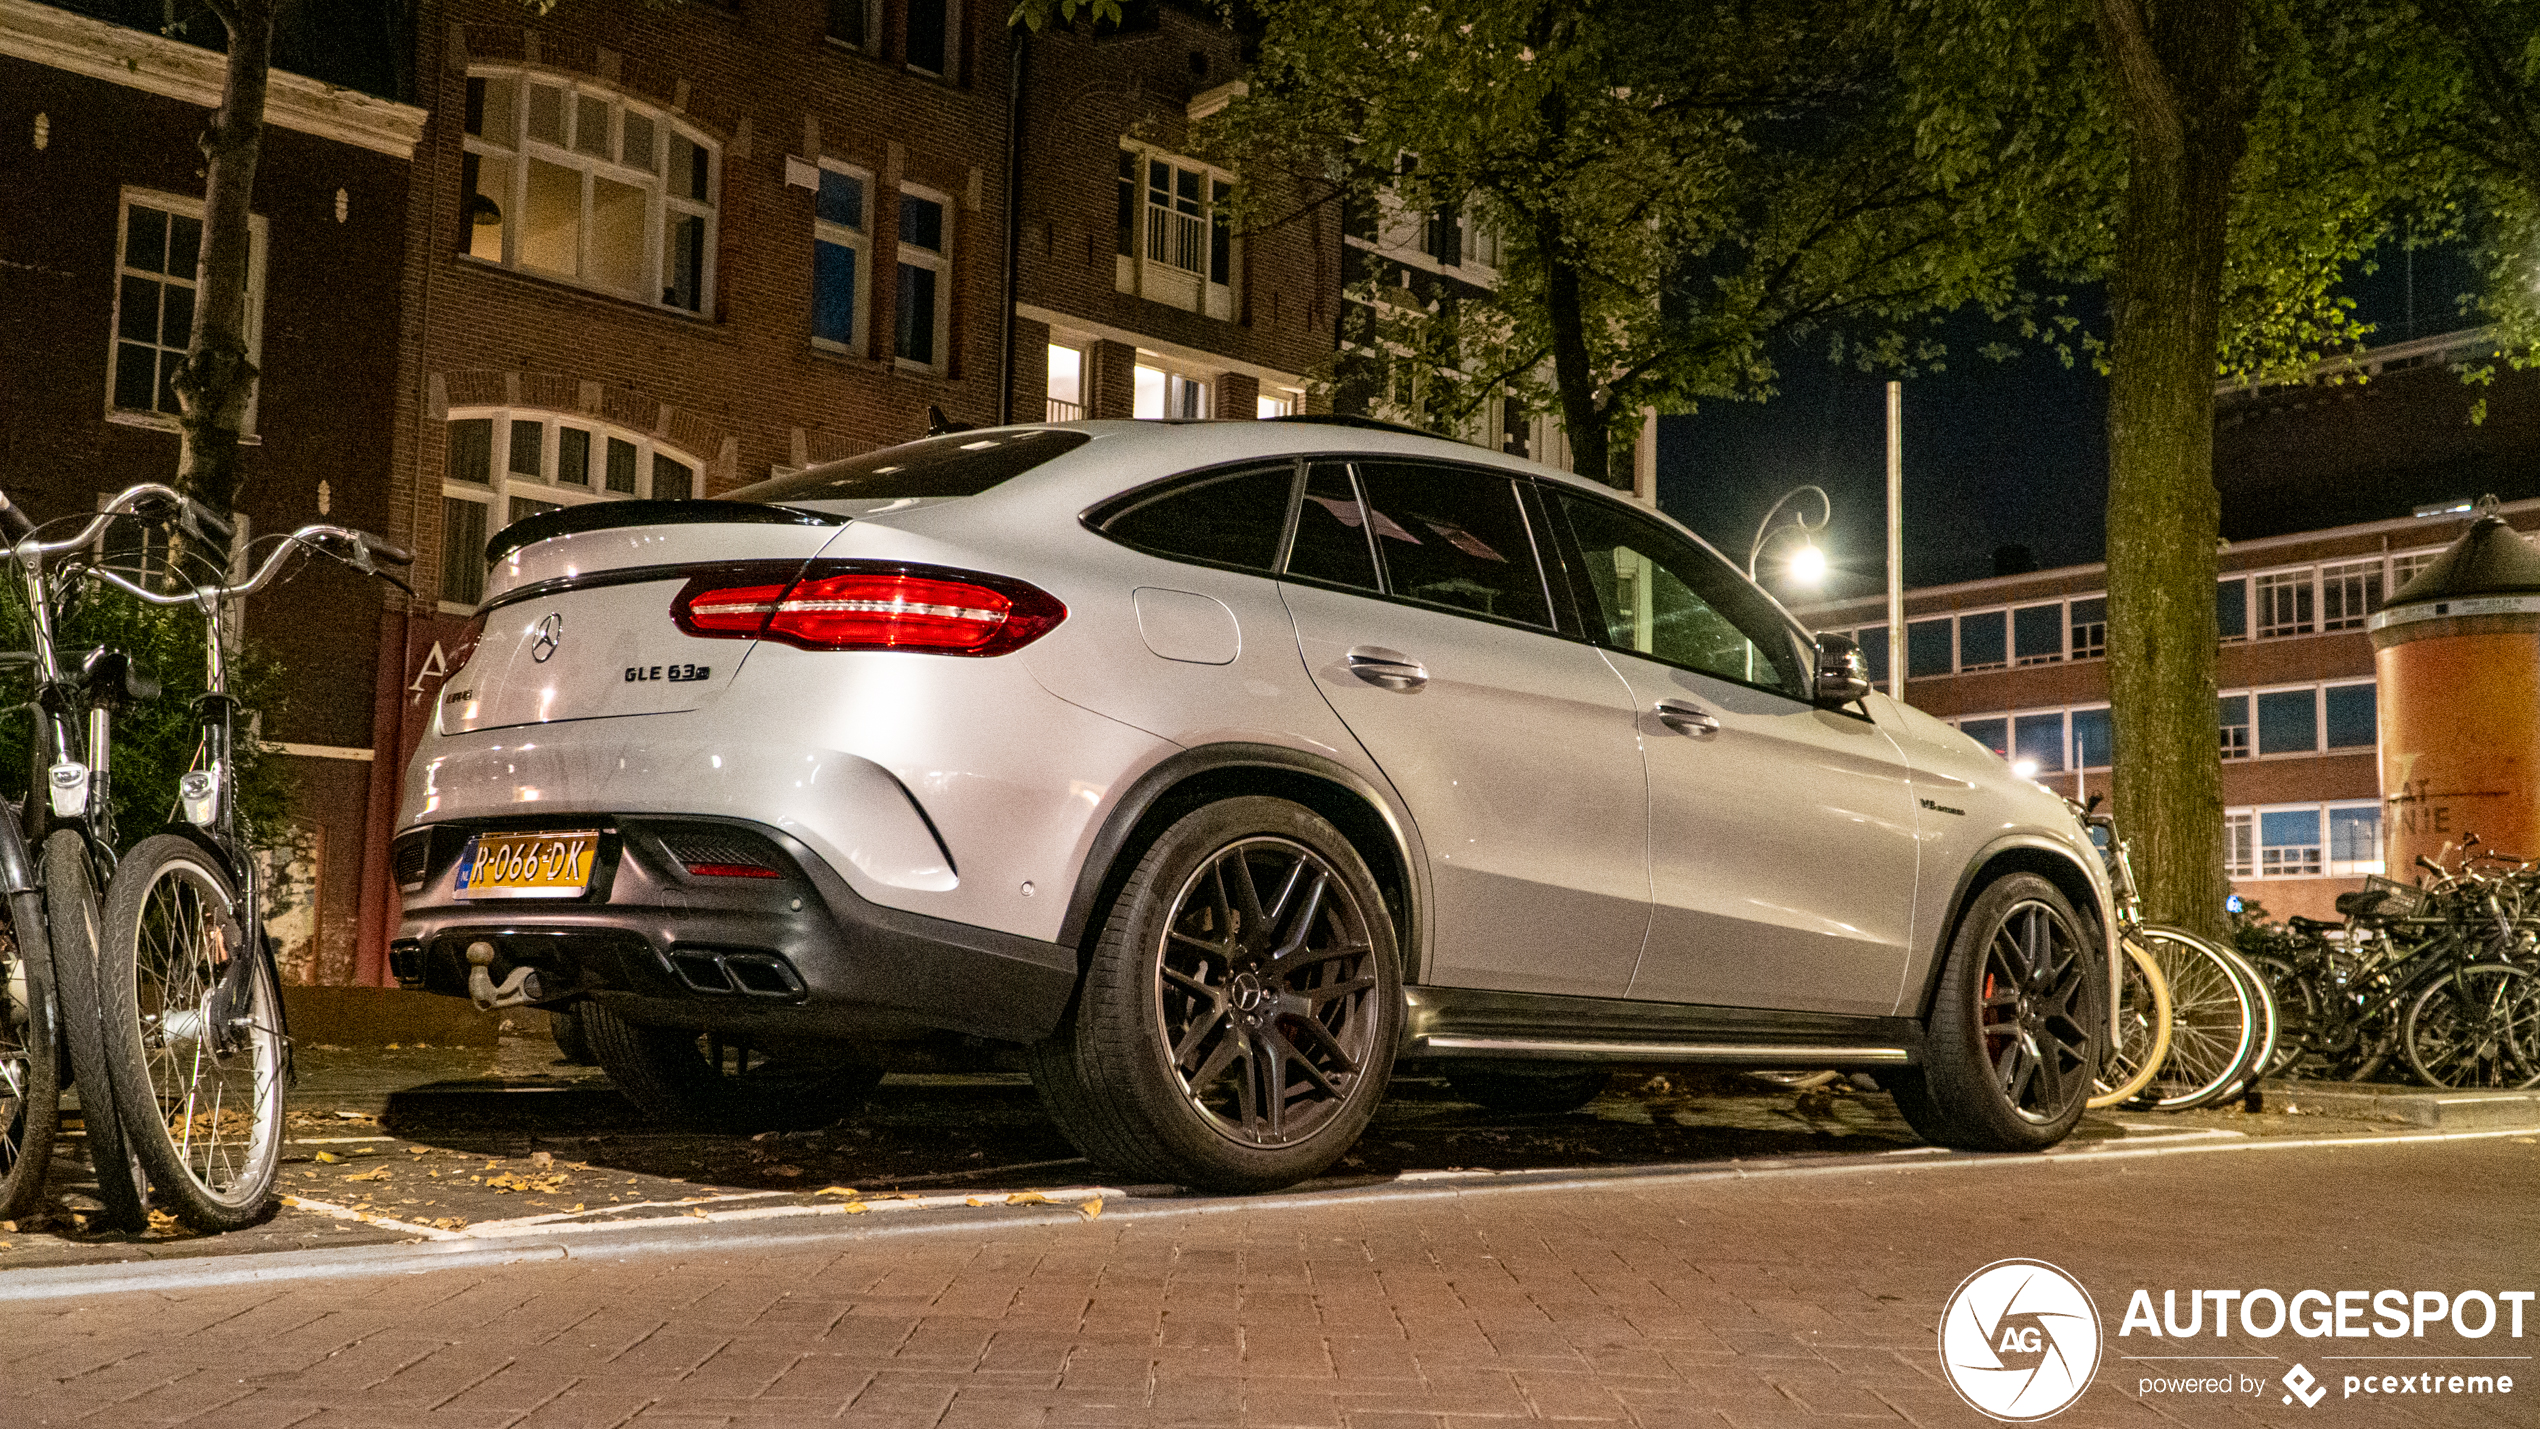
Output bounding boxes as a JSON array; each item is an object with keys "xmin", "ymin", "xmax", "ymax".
[
  {"xmin": 1939, "ymin": 1259, "xmax": 2101, "ymax": 1421},
  {"xmin": 530, "ymin": 612, "xmax": 564, "ymax": 664}
]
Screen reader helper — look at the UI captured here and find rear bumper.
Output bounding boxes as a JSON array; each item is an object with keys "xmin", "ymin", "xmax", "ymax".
[{"xmin": 391, "ymin": 814, "xmax": 1075, "ymax": 1044}]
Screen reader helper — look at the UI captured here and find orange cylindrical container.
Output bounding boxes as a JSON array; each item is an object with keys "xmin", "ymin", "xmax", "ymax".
[{"xmin": 2370, "ymin": 512, "xmax": 2540, "ymax": 871}]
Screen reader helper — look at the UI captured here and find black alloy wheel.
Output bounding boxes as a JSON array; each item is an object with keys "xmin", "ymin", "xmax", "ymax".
[{"xmin": 1890, "ymin": 872, "xmax": 2103, "ymax": 1151}]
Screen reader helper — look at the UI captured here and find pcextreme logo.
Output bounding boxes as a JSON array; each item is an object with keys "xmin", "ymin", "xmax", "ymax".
[{"xmin": 1938, "ymin": 1259, "xmax": 2103, "ymax": 1422}]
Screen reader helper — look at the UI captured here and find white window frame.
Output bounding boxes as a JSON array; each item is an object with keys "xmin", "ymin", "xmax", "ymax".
[
  {"xmin": 461, "ymin": 68, "xmax": 719, "ymax": 315},
  {"xmin": 2069, "ymin": 704, "xmax": 2113, "ymax": 771},
  {"xmin": 2251, "ymin": 682, "xmax": 2324, "ymax": 758},
  {"xmin": 2252, "ymin": 803, "xmax": 2326, "ymax": 879},
  {"xmin": 2252, "ymin": 566, "xmax": 2316, "ymax": 639},
  {"xmin": 2391, "ymin": 547, "xmax": 2444, "ymax": 593},
  {"xmin": 1116, "ymin": 142, "xmax": 1238, "ymax": 322},
  {"xmin": 1956, "ymin": 608, "xmax": 2010, "ymax": 673},
  {"xmin": 811, "ymin": 159, "xmax": 872, "ymax": 355},
  {"xmin": 439, "ymin": 407, "xmax": 703, "ymax": 613},
  {"xmin": 1046, "ymin": 343, "xmax": 1085, "ymax": 421},
  {"xmin": 2322, "ymin": 677, "xmax": 2378, "ymax": 751},
  {"xmin": 893, "ymin": 182, "xmax": 952, "ymax": 373},
  {"xmin": 2224, "ymin": 811, "xmax": 2256, "ymax": 879},
  {"xmin": 2011, "ymin": 601, "xmax": 2066, "ymax": 666},
  {"xmin": 107, "ymin": 187, "xmax": 266, "ymax": 433},
  {"xmin": 1132, "ymin": 360, "xmax": 1212, "ymax": 420},
  {"xmin": 2319, "ymin": 558, "xmax": 2382, "ymax": 631},
  {"xmin": 2218, "ymin": 691, "xmax": 2252, "ymax": 760},
  {"xmin": 902, "ymin": 0, "xmax": 960, "ymax": 77},
  {"xmin": 2067, "ymin": 595, "xmax": 2107, "ymax": 661},
  {"xmin": 2325, "ymin": 800, "xmax": 2385, "ymax": 878},
  {"xmin": 824, "ymin": 0, "xmax": 880, "ymax": 52}
]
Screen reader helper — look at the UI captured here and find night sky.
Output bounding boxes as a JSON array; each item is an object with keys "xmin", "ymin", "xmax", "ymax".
[{"xmin": 1658, "ymin": 244, "xmax": 2484, "ymax": 602}]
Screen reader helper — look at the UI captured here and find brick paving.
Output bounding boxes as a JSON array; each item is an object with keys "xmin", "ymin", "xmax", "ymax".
[{"xmin": 4, "ymin": 1133, "xmax": 2535, "ymax": 1427}]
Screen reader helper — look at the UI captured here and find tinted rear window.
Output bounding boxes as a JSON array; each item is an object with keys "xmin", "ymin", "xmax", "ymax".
[
  {"xmin": 1100, "ymin": 465, "xmax": 1296, "ymax": 573},
  {"xmin": 726, "ymin": 428, "xmax": 1091, "ymax": 505}
]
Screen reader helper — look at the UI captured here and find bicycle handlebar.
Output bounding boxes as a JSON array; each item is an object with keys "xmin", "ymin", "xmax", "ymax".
[{"xmin": 86, "ymin": 522, "xmax": 409, "ymax": 607}]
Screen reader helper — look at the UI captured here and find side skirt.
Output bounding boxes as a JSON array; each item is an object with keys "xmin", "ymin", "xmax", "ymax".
[{"xmin": 1399, "ymin": 985, "xmax": 1923, "ymax": 1068}]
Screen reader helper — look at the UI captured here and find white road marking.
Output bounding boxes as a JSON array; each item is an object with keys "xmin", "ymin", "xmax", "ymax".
[{"xmin": 278, "ymin": 1195, "xmax": 461, "ymax": 1241}]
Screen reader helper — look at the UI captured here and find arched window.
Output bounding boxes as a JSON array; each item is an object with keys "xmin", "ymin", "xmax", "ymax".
[
  {"xmin": 440, "ymin": 408, "xmax": 700, "ymax": 609},
  {"xmin": 461, "ymin": 69, "xmax": 718, "ymax": 314}
]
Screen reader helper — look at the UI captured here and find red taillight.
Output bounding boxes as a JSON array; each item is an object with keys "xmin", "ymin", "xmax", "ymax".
[{"xmin": 671, "ymin": 562, "xmax": 1066, "ymax": 656}]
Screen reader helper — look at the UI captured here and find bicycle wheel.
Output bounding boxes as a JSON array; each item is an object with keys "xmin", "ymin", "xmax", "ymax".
[
  {"xmin": 2245, "ymin": 951, "xmax": 2321, "ymax": 1080},
  {"xmin": 2088, "ymin": 940, "xmax": 2172, "ymax": 1109},
  {"xmin": 97, "ymin": 835, "xmax": 284, "ymax": 1231},
  {"xmin": 2130, "ymin": 926, "xmax": 2258, "ymax": 1110},
  {"xmin": 44, "ymin": 829, "xmax": 146, "ymax": 1230},
  {"xmin": 2401, "ymin": 962, "xmax": 2540, "ymax": 1089},
  {"xmin": 0, "ymin": 885, "xmax": 60, "ymax": 1221},
  {"xmin": 2211, "ymin": 941, "xmax": 2279, "ymax": 1100}
]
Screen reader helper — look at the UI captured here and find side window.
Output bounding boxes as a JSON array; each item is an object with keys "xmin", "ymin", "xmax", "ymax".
[
  {"xmin": 1353, "ymin": 462, "xmax": 1551, "ymax": 628},
  {"xmin": 1556, "ymin": 493, "xmax": 1808, "ymax": 697},
  {"xmin": 1099, "ymin": 465, "xmax": 1296, "ymax": 574},
  {"xmin": 1285, "ymin": 461, "xmax": 1380, "ymax": 592}
]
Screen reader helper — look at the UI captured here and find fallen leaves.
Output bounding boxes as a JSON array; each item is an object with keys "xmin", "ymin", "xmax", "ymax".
[
  {"xmin": 484, "ymin": 1172, "xmax": 568, "ymax": 1195},
  {"xmin": 344, "ymin": 1168, "xmax": 392, "ymax": 1183}
]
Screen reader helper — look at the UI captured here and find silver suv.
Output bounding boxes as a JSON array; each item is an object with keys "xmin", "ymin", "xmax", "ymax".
[{"xmin": 393, "ymin": 418, "xmax": 2114, "ymax": 1191}]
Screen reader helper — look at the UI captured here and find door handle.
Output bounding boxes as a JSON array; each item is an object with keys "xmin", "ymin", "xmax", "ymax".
[
  {"xmin": 1654, "ymin": 699, "xmax": 1720, "ymax": 737},
  {"xmin": 1345, "ymin": 645, "xmax": 1428, "ymax": 690}
]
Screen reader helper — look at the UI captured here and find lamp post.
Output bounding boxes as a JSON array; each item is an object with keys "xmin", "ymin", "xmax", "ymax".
[{"xmin": 1747, "ymin": 485, "xmax": 1832, "ymax": 590}]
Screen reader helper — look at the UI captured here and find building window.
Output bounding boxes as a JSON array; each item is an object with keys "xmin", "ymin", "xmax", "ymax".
[
  {"xmin": 2225, "ymin": 811, "xmax": 2255, "ymax": 879},
  {"xmin": 1907, "ymin": 618, "xmax": 1953, "ymax": 678},
  {"xmin": 1856, "ymin": 624, "xmax": 1890, "ymax": 686},
  {"xmin": 2219, "ymin": 693, "xmax": 2251, "ymax": 759},
  {"xmin": 2324, "ymin": 681, "xmax": 2377, "ymax": 749},
  {"xmin": 2013, "ymin": 712, "xmax": 2065, "ymax": 773},
  {"xmin": 2012, "ymin": 603, "xmax": 2064, "ymax": 665},
  {"xmin": 2256, "ymin": 688, "xmax": 2318, "ymax": 755},
  {"xmin": 110, "ymin": 191, "xmax": 265, "ymax": 426},
  {"xmin": 826, "ymin": 0, "xmax": 877, "ymax": 49},
  {"xmin": 2254, "ymin": 569, "xmax": 2314, "ymax": 639},
  {"xmin": 1134, "ymin": 364, "xmax": 1209, "ymax": 419},
  {"xmin": 1258, "ymin": 389, "xmax": 1299, "ymax": 419},
  {"xmin": 2217, "ymin": 577, "xmax": 2248, "ymax": 641},
  {"xmin": 2259, "ymin": 808, "xmax": 2324, "ymax": 877},
  {"xmin": 1959, "ymin": 610, "xmax": 2008, "ymax": 672},
  {"xmin": 2320, "ymin": 559, "xmax": 2382, "ymax": 630},
  {"xmin": 2391, "ymin": 549, "xmax": 2442, "ymax": 593},
  {"xmin": 2328, "ymin": 805, "xmax": 2384, "ymax": 877},
  {"xmin": 1047, "ymin": 344, "xmax": 1084, "ymax": 421},
  {"xmin": 440, "ymin": 409, "xmax": 701, "ymax": 611},
  {"xmin": 894, "ymin": 188, "xmax": 950, "ymax": 369},
  {"xmin": 2069, "ymin": 597, "xmax": 2106, "ymax": 659},
  {"xmin": 1116, "ymin": 144, "xmax": 1238, "ymax": 320},
  {"xmin": 1959, "ymin": 717, "xmax": 2009, "ymax": 760},
  {"xmin": 461, "ymin": 69, "xmax": 717, "ymax": 314},
  {"xmin": 812, "ymin": 164, "xmax": 869, "ymax": 353},
  {"xmin": 906, "ymin": 0, "xmax": 953, "ymax": 75},
  {"xmin": 2071, "ymin": 707, "xmax": 2112, "ymax": 770}
]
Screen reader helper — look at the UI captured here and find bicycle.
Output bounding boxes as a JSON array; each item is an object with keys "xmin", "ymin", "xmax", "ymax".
[
  {"xmin": 2, "ymin": 483, "xmax": 409, "ymax": 1231},
  {"xmin": 2077, "ymin": 802, "xmax": 2268, "ymax": 1110},
  {"xmin": 0, "ymin": 764, "xmax": 57, "ymax": 1221}
]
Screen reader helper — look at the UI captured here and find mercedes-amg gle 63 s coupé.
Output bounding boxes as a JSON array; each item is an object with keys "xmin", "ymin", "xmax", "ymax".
[{"xmin": 394, "ymin": 418, "xmax": 2115, "ymax": 1192}]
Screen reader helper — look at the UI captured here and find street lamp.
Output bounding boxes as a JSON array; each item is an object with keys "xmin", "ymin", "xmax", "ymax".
[{"xmin": 1747, "ymin": 485, "xmax": 1831, "ymax": 589}]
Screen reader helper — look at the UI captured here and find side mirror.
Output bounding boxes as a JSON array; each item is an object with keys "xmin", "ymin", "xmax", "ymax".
[{"xmin": 1812, "ymin": 632, "xmax": 1872, "ymax": 707}]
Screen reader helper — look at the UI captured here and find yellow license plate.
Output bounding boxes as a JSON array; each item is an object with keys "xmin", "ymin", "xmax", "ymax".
[{"xmin": 453, "ymin": 830, "xmax": 600, "ymax": 900}]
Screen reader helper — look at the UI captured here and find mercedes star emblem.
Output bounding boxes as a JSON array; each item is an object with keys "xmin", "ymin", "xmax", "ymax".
[{"xmin": 530, "ymin": 612, "xmax": 564, "ymax": 663}]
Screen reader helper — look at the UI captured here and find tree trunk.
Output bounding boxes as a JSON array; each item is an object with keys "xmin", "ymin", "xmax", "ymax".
[
  {"xmin": 1541, "ymin": 240, "xmax": 1615, "ymax": 486},
  {"xmin": 2094, "ymin": 0, "xmax": 2250, "ymax": 936},
  {"xmin": 171, "ymin": 0, "xmax": 276, "ymax": 524}
]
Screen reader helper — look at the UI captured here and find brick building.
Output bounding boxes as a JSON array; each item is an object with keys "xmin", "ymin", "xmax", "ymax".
[
  {"xmin": 0, "ymin": 0, "xmax": 425, "ymax": 983},
  {"xmin": 1799, "ymin": 331, "xmax": 2540, "ymax": 921}
]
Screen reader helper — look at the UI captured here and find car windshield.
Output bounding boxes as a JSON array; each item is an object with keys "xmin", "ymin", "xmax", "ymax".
[{"xmin": 725, "ymin": 428, "xmax": 1091, "ymax": 505}]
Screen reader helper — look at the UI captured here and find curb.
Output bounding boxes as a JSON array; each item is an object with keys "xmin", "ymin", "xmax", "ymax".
[
  {"xmin": 6, "ymin": 1121, "xmax": 2535, "ymax": 1304},
  {"xmin": 2259, "ymin": 1079, "xmax": 2540, "ymax": 1128}
]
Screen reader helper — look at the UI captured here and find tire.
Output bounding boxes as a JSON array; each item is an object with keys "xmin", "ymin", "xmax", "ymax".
[
  {"xmin": 44, "ymin": 830, "xmax": 146, "ymax": 1231},
  {"xmin": 580, "ymin": 1000, "xmax": 884, "ymax": 1130},
  {"xmin": 548, "ymin": 1004, "xmax": 598, "ymax": 1065},
  {"xmin": 97, "ymin": 835, "xmax": 285, "ymax": 1232},
  {"xmin": 1445, "ymin": 1064, "xmax": 1609, "ymax": 1114},
  {"xmin": 0, "ymin": 886, "xmax": 60, "ymax": 1221},
  {"xmin": 2400, "ymin": 962, "xmax": 2540, "ymax": 1089},
  {"xmin": 2130, "ymin": 926, "xmax": 2258, "ymax": 1110},
  {"xmin": 1888, "ymin": 873, "xmax": 2103, "ymax": 1152},
  {"xmin": 2209, "ymin": 940, "xmax": 2280, "ymax": 1102},
  {"xmin": 1028, "ymin": 796, "xmax": 1401, "ymax": 1193},
  {"xmin": 2245, "ymin": 951, "xmax": 2320, "ymax": 1080},
  {"xmin": 2087, "ymin": 939, "xmax": 2172, "ymax": 1109}
]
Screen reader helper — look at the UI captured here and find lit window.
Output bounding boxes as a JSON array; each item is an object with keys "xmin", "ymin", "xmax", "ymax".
[
  {"xmin": 2327, "ymin": 805, "xmax": 2383, "ymax": 876},
  {"xmin": 439, "ymin": 408, "xmax": 701, "ymax": 611},
  {"xmin": 1047, "ymin": 345, "xmax": 1085, "ymax": 421},
  {"xmin": 2225, "ymin": 811, "xmax": 2255, "ymax": 879},
  {"xmin": 2219, "ymin": 694, "xmax": 2250, "ymax": 759},
  {"xmin": 2068, "ymin": 597, "xmax": 2106, "ymax": 659},
  {"xmin": 1258, "ymin": 390, "xmax": 1298, "ymax": 419},
  {"xmin": 1959, "ymin": 610, "xmax": 2007, "ymax": 671},
  {"xmin": 2259, "ymin": 808, "xmax": 2324, "ymax": 877},
  {"xmin": 109, "ymin": 191, "xmax": 264, "ymax": 427},
  {"xmin": 1117, "ymin": 143, "xmax": 1238, "ymax": 320},
  {"xmin": 1133, "ymin": 365, "xmax": 1209, "ymax": 419},
  {"xmin": 2324, "ymin": 682, "xmax": 2376, "ymax": 749},
  {"xmin": 2257, "ymin": 688, "xmax": 2318, "ymax": 755},
  {"xmin": 2013, "ymin": 604, "xmax": 2063, "ymax": 665},
  {"xmin": 895, "ymin": 188, "xmax": 950, "ymax": 369},
  {"xmin": 2320, "ymin": 559, "xmax": 2382, "ymax": 630},
  {"xmin": 812, "ymin": 164, "xmax": 869, "ymax": 353},
  {"xmin": 2254, "ymin": 569, "xmax": 2314, "ymax": 639},
  {"xmin": 462, "ymin": 69, "xmax": 717, "ymax": 313}
]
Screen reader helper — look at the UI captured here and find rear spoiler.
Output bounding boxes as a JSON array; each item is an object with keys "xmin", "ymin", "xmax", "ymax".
[{"xmin": 486, "ymin": 500, "xmax": 847, "ymax": 564}]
